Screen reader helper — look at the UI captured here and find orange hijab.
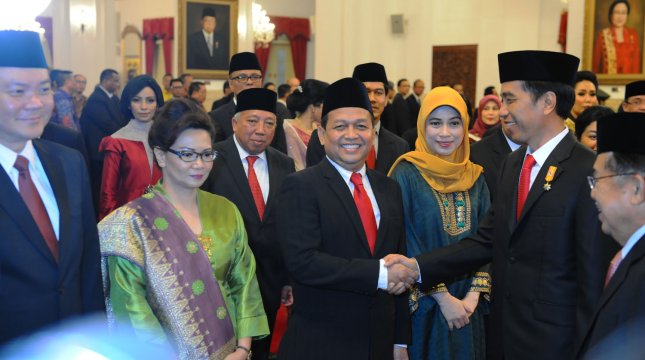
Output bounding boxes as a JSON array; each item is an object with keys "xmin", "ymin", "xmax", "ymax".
[{"xmin": 388, "ymin": 86, "xmax": 483, "ymax": 193}]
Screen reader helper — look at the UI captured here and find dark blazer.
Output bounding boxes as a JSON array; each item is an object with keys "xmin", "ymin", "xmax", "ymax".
[
  {"xmin": 208, "ymin": 100, "xmax": 288, "ymax": 154},
  {"xmin": 211, "ymin": 92, "xmax": 234, "ymax": 111},
  {"xmin": 277, "ymin": 158, "xmax": 410, "ymax": 360},
  {"xmin": 0, "ymin": 140, "xmax": 104, "ymax": 344},
  {"xmin": 391, "ymin": 93, "xmax": 411, "ymax": 136},
  {"xmin": 380, "ymin": 103, "xmax": 397, "ymax": 134},
  {"xmin": 406, "ymin": 94, "xmax": 421, "ymax": 129},
  {"xmin": 79, "ymin": 86, "xmax": 126, "ymax": 210},
  {"xmin": 470, "ymin": 125, "xmax": 513, "ymax": 201},
  {"xmin": 575, "ymin": 237, "xmax": 645, "ymax": 359},
  {"xmin": 306, "ymin": 126, "xmax": 409, "ymax": 174},
  {"xmin": 415, "ymin": 133, "xmax": 618, "ymax": 360},
  {"xmin": 201, "ymin": 137, "xmax": 295, "ymax": 327},
  {"xmin": 41, "ymin": 122, "xmax": 90, "ymax": 170},
  {"xmin": 186, "ymin": 30, "xmax": 228, "ymax": 70}
]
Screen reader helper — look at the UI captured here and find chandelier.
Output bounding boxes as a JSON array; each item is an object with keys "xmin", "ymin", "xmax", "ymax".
[{"xmin": 252, "ymin": 3, "xmax": 275, "ymax": 48}]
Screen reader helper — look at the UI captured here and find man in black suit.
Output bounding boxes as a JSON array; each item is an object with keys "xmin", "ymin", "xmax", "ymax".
[
  {"xmin": 0, "ymin": 30, "xmax": 104, "ymax": 344},
  {"xmin": 306, "ymin": 63, "xmax": 409, "ymax": 173},
  {"xmin": 574, "ymin": 112, "xmax": 645, "ymax": 359},
  {"xmin": 209, "ymin": 52, "xmax": 287, "ymax": 153},
  {"xmin": 278, "ymin": 78, "xmax": 414, "ymax": 360},
  {"xmin": 41, "ymin": 122, "xmax": 90, "ymax": 169},
  {"xmin": 470, "ymin": 122, "xmax": 522, "ymax": 200},
  {"xmin": 387, "ymin": 51, "xmax": 617, "ymax": 360},
  {"xmin": 405, "ymin": 78, "xmax": 424, "ymax": 127},
  {"xmin": 202, "ymin": 88, "xmax": 295, "ymax": 360},
  {"xmin": 80, "ymin": 68, "xmax": 126, "ymax": 210},
  {"xmin": 187, "ymin": 8, "xmax": 228, "ymax": 70}
]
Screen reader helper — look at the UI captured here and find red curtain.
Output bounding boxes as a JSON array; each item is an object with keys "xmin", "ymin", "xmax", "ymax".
[
  {"xmin": 142, "ymin": 18, "xmax": 174, "ymax": 75},
  {"xmin": 558, "ymin": 11, "xmax": 568, "ymax": 53},
  {"xmin": 269, "ymin": 17, "xmax": 310, "ymax": 81},
  {"xmin": 255, "ymin": 44, "xmax": 272, "ymax": 74}
]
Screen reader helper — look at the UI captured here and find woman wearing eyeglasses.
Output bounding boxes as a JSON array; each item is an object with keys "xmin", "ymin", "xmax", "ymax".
[
  {"xmin": 98, "ymin": 99, "xmax": 269, "ymax": 360},
  {"xmin": 98, "ymin": 75, "xmax": 164, "ymax": 220}
]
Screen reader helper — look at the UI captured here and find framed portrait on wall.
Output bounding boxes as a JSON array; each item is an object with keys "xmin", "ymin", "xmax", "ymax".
[
  {"xmin": 178, "ymin": 0, "xmax": 238, "ymax": 79},
  {"xmin": 583, "ymin": 0, "xmax": 644, "ymax": 84}
]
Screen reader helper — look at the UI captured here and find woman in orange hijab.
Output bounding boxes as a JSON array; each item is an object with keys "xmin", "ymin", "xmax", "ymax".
[{"xmin": 389, "ymin": 87, "xmax": 491, "ymax": 360}]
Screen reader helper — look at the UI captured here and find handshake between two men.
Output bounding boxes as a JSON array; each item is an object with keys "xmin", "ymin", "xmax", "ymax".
[{"xmin": 383, "ymin": 254, "xmax": 420, "ymax": 295}]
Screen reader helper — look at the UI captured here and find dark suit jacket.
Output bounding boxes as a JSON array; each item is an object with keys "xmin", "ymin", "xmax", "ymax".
[
  {"xmin": 575, "ymin": 237, "xmax": 645, "ymax": 359},
  {"xmin": 415, "ymin": 133, "xmax": 618, "ymax": 360},
  {"xmin": 380, "ymin": 102, "xmax": 397, "ymax": 134},
  {"xmin": 0, "ymin": 140, "xmax": 104, "ymax": 344},
  {"xmin": 306, "ymin": 126, "xmax": 409, "ymax": 174},
  {"xmin": 277, "ymin": 158, "xmax": 410, "ymax": 360},
  {"xmin": 201, "ymin": 137, "xmax": 295, "ymax": 328},
  {"xmin": 391, "ymin": 93, "xmax": 411, "ymax": 136},
  {"xmin": 211, "ymin": 93, "xmax": 234, "ymax": 111},
  {"xmin": 186, "ymin": 30, "xmax": 228, "ymax": 70},
  {"xmin": 406, "ymin": 94, "xmax": 421, "ymax": 129},
  {"xmin": 80, "ymin": 87, "xmax": 126, "ymax": 210},
  {"xmin": 208, "ymin": 100, "xmax": 288, "ymax": 154},
  {"xmin": 41, "ymin": 122, "xmax": 90, "ymax": 170},
  {"xmin": 470, "ymin": 125, "xmax": 513, "ymax": 201}
]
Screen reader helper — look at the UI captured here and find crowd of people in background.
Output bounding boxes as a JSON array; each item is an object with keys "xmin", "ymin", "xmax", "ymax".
[{"xmin": 1, "ymin": 23, "xmax": 645, "ymax": 360}]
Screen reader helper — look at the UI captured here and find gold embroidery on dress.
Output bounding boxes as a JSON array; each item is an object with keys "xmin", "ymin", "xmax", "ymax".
[
  {"xmin": 197, "ymin": 235, "xmax": 213, "ymax": 259},
  {"xmin": 431, "ymin": 189, "xmax": 472, "ymax": 236}
]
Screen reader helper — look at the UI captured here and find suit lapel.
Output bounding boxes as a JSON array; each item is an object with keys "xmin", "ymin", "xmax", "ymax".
[
  {"xmin": 220, "ymin": 138, "xmax": 260, "ymax": 221},
  {"xmin": 320, "ymin": 159, "xmax": 372, "ymax": 255},
  {"xmin": 503, "ymin": 148, "xmax": 524, "ymax": 233},
  {"xmin": 264, "ymin": 149, "xmax": 280, "ymax": 221},
  {"xmin": 375, "ymin": 129, "xmax": 392, "ymax": 174},
  {"xmin": 518, "ymin": 134, "xmax": 574, "ymax": 223},
  {"xmin": 367, "ymin": 170, "xmax": 388, "ymax": 256}
]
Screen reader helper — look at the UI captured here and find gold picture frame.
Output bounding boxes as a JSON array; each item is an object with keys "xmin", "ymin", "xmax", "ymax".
[
  {"xmin": 178, "ymin": 0, "xmax": 238, "ymax": 79},
  {"xmin": 582, "ymin": 0, "xmax": 645, "ymax": 84}
]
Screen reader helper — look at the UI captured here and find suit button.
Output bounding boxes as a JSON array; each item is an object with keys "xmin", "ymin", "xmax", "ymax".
[{"xmin": 509, "ymin": 256, "xmax": 516, "ymax": 264}]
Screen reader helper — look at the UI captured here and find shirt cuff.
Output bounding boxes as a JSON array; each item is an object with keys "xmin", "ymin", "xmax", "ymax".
[
  {"xmin": 395, "ymin": 344, "xmax": 407, "ymax": 348},
  {"xmin": 414, "ymin": 257, "xmax": 422, "ymax": 283},
  {"xmin": 377, "ymin": 259, "xmax": 388, "ymax": 290}
]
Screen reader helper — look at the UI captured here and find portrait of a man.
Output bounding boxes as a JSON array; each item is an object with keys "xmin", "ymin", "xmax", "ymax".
[{"xmin": 186, "ymin": 6, "xmax": 230, "ymax": 70}]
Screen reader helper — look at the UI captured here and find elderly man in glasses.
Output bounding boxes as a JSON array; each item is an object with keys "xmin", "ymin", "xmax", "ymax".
[
  {"xmin": 202, "ymin": 87, "xmax": 295, "ymax": 360},
  {"xmin": 621, "ymin": 80, "xmax": 645, "ymax": 113},
  {"xmin": 209, "ymin": 52, "xmax": 289, "ymax": 153}
]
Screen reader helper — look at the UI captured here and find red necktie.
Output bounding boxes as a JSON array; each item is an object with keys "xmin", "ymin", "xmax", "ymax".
[
  {"xmin": 14, "ymin": 155, "xmax": 59, "ymax": 261},
  {"xmin": 366, "ymin": 146, "xmax": 376, "ymax": 170},
  {"xmin": 604, "ymin": 250, "xmax": 623, "ymax": 288},
  {"xmin": 246, "ymin": 156, "xmax": 265, "ymax": 219},
  {"xmin": 516, "ymin": 154, "xmax": 536, "ymax": 220},
  {"xmin": 350, "ymin": 173, "xmax": 377, "ymax": 254}
]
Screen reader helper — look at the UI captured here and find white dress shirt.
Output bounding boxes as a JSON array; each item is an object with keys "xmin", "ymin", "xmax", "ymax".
[
  {"xmin": 524, "ymin": 127, "xmax": 569, "ymax": 189},
  {"xmin": 0, "ymin": 141, "xmax": 60, "ymax": 240},
  {"xmin": 622, "ymin": 224, "xmax": 645, "ymax": 259},
  {"xmin": 234, "ymin": 135, "xmax": 269, "ymax": 203}
]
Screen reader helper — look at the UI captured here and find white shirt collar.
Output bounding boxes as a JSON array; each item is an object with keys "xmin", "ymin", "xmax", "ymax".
[
  {"xmin": 526, "ymin": 127, "xmax": 569, "ymax": 167},
  {"xmin": 622, "ymin": 223, "xmax": 645, "ymax": 259},
  {"xmin": 326, "ymin": 156, "xmax": 367, "ymax": 186},
  {"xmin": 99, "ymin": 85, "xmax": 113, "ymax": 98},
  {"xmin": 233, "ymin": 134, "xmax": 266, "ymax": 163},
  {"xmin": 202, "ymin": 29, "xmax": 213, "ymax": 38},
  {"xmin": 374, "ymin": 121, "xmax": 381, "ymax": 136},
  {"xmin": 0, "ymin": 140, "xmax": 36, "ymax": 175}
]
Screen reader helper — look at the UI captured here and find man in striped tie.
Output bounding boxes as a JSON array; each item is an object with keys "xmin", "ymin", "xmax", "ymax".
[{"xmin": 575, "ymin": 112, "xmax": 645, "ymax": 359}]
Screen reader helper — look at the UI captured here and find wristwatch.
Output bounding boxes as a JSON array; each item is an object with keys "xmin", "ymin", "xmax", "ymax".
[{"xmin": 235, "ymin": 345, "xmax": 252, "ymax": 359}]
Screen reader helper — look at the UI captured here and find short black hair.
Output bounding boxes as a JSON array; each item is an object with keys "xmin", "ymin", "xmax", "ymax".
[
  {"xmin": 180, "ymin": 73, "xmax": 193, "ymax": 84},
  {"xmin": 188, "ymin": 81, "xmax": 205, "ymax": 96},
  {"xmin": 263, "ymin": 82, "xmax": 275, "ymax": 90},
  {"xmin": 520, "ymin": 80, "xmax": 575, "ymax": 120},
  {"xmin": 149, "ymin": 99, "xmax": 215, "ymax": 151},
  {"xmin": 287, "ymin": 79, "xmax": 329, "ymax": 115},
  {"xmin": 100, "ymin": 69, "xmax": 118, "ymax": 82},
  {"xmin": 397, "ymin": 78, "xmax": 408, "ymax": 87},
  {"xmin": 120, "ymin": 75, "xmax": 165, "ymax": 119},
  {"xmin": 484, "ymin": 86, "xmax": 495, "ymax": 96},
  {"xmin": 574, "ymin": 71, "xmax": 599, "ymax": 90},
  {"xmin": 223, "ymin": 80, "xmax": 230, "ymax": 91},
  {"xmin": 277, "ymin": 84, "xmax": 291, "ymax": 98},
  {"xmin": 605, "ymin": 152, "xmax": 645, "ymax": 177},
  {"xmin": 608, "ymin": 1, "xmax": 631, "ymax": 24},
  {"xmin": 163, "ymin": 73, "xmax": 173, "ymax": 78},
  {"xmin": 51, "ymin": 69, "xmax": 72, "ymax": 88},
  {"xmin": 170, "ymin": 78, "xmax": 183, "ymax": 87},
  {"xmin": 575, "ymin": 106, "xmax": 614, "ymax": 140}
]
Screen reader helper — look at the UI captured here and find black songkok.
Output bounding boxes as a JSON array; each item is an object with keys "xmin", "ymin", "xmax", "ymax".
[
  {"xmin": 352, "ymin": 62, "xmax": 388, "ymax": 87},
  {"xmin": 597, "ymin": 112, "xmax": 645, "ymax": 154},
  {"xmin": 236, "ymin": 88, "xmax": 277, "ymax": 114},
  {"xmin": 229, "ymin": 52, "xmax": 262, "ymax": 74},
  {"xmin": 0, "ymin": 30, "xmax": 48, "ymax": 68},
  {"xmin": 498, "ymin": 50, "xmax": 579, "ymax": 85},
  {"xmin": 624, "ymin": 80, "xmax": 645, "ymax": 100},
  {"xmin": 322, "ymin": 77, "xmax": 373, "ymax": 119}
]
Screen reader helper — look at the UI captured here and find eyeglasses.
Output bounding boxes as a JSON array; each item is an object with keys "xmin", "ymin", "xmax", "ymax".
[
  {"xmin": 625, "ymin": 98, "xmax": 643, "ymax": 106},
  {"xmin": 230, "ymin": 74, "xmax": 263, "ymax": 83},
  {"xmin": 167, "ymin": 148, "xmax": 217, "ymax": 162},
  {"xmin": 587, "ymin": 173, "xmax": 637, "ymax": 189}
]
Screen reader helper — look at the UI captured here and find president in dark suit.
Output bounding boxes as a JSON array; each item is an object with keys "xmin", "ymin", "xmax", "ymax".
[
  {"xmin": 386, "ymin": 51, "xmax": 618, "ymax": 360},
  {"xmin": 202, "ymin": 88, "xmax": 295, "ymax": 360},
  {"xmin": 574, "ymin": 113, "xmax": 645, "ymax": 360},
  {"xmin": 470, "ymin": 124, "xmax": 521, "ymax": 200},
  {"xmin": 187, "ymin": 7, "xmax": 228, "ymax": 70},
  {"xmin": 277, "ymin": 78, "xmax": 414, "ymax": 360},
  {"xmin": 0, "ymin": 30, "xmax": 104, "ymax": 344},
  {"xmin": 209, "ymin": 52, "xmax": 287, "ymax": 154},
  {"xmin": 80, "ymin": 69, "xmax": 126, "ymax": 210},
  {"xmin": 306, "ymin": 62, "xmax": 409, "ymax": 174}
]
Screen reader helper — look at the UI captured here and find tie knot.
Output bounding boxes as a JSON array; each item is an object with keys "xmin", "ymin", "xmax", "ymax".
[
  {"xmin": 247, "ymin": 155, "xmax": 258, "ymax": 167},
  {"xmin": 350, "ymin": 172, "xmax": 363, "ymax": 187},
  {"xmin": 13, "ymin": 155, "xmax": 29, "ymax": 173},
  {"xmin": 523, "ymin": 154, "xmax": 536, "ymax": 170}
]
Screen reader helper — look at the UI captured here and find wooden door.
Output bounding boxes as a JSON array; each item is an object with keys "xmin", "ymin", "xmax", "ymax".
[{"xmin": 432, "ymin": 45, "xmax": 478, "ymax": 107}]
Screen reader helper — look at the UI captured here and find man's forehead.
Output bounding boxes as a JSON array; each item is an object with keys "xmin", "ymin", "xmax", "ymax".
[
  {"xmin": 0, "ymin": 67, "xmax": 49, "ymax": 83},
  {"xmin": 242, "ymin": 109, "xmax": 275, "ymax": 120},
  {"xmin": 362, "ymin": 81, "xmax": 385, "ymax": 91},
  {"xmin": 231, "ymin": 69, "xmax": 261, "ymax": 76},
  {"xmin": 327, "ymin": 107, "xmax": 371, "ymax": 120}
]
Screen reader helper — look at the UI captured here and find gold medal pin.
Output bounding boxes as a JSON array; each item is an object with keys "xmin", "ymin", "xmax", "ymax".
[{"xmin": 543, "ymin": 166, "xmax": 557, "ymax": 191}]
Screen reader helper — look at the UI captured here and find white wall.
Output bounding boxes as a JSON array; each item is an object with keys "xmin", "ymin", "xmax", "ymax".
[{"xmin": 315, "ymin": 0, "xmax": 577, "ymax": 102}]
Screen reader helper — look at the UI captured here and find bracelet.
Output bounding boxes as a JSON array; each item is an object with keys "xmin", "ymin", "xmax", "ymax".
[{"xmin": 235, "ymin": 345, "xmax": 252, "ymax": 359}]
